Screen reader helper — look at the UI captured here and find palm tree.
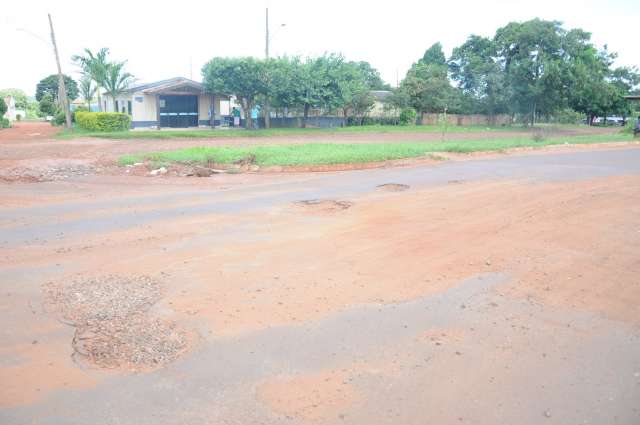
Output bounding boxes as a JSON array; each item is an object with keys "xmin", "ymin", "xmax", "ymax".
[
  {"xmin": 101, "ymin": 61, "xmax": 135, "ymax": 112},
  {"xmin": 72, "ymin": 48, "xmax": 109, "ymax": 111},
  {"xmin": 79, "ymin": 75, "xmax": 97, "ymax": 111}
]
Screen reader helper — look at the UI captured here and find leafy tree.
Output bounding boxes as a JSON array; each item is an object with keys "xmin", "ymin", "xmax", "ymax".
[
  {"xmin": 101, "ymin": 61, "xmax": 134, "ymax": 111},
  {"xmin": 421, "ymin": 42, "xmax": 446, "ymax": 66},
  {"xmin": 0, "ymin": 89, "xmax": 28, "ymax": 110},
  {"xmin": 450, "ymin": 35, "xmax": 508, "ymax": 117},
  {"xmin": 72, "ymin": 48, "xmax": 110, "ymax": 111},
  {"xmin": 38, "ymin": 93, "xmax": 56, "ymax": 116},
  {"xmin": 395, "ymin": 61, "xmax": 457, "ymax": 119},
  {"xmin": 79, "ymin": 75, "xmax": 98, "ymax": 111},
  {"xmin": 35, "ymin": 74, "xmax": 79, "ymax": 103},
  {"xmin": 494, "ymin": 19, "xmax": 566, "ymax": 125},
  {"xmin": 350, "ymin": 61, "xmax": 390, "ymax": 90},
  {"xmin": 0, "ymin": 97, "xmax": 7, "ymax": 117},
  {"xmin": 203, "ymin": 57, "xmax": 267, "ymax": 129}
]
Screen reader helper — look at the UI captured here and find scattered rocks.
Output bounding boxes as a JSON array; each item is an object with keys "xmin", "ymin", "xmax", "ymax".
[
  {"xmin": 149, "ymin": 167, "xmax": 168, "ymax": 176},
  {"xmin": 0, "ymin": 164, "xmax": 96, "ymax": 183},
  {"xmin": 44, "ymin": 275, "xmax": 187, "ymax": 370}
]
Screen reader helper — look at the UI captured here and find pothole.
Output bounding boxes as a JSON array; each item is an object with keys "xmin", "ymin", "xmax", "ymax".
[
  {"xmin": 376, "ymin": 183, "xmax": 410, "ymax": 192},
  {"xmin": 294, "ymin": 199, "xmax": 353, "ymax": 212},
  {"xmin": 44, "ymin": 275, "xmax": 188, "ymax": 371}
]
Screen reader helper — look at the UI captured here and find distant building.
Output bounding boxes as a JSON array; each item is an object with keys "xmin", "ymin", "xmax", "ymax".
[
  {"xmin": 101, "ymin": 77, "xmax": 230, "ymax": 129},
  {"xmin": 3, "ymin": 96, "xmax": 26, "ymax": 121},
  {"xmin": 369, "ymin": 90, "xmax": 397, "ymax": 118}
]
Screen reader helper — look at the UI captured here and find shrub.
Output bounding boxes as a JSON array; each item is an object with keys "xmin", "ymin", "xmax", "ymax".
[
  {"xmin": 52, "ymin": 109, "xmax": 66, "ymax": 126},
  {"xmin": 399, "ymin": 108, "xmax": 417, "ymax": 125},
  {"xmin": 0, "ymin": 117, "xmax": 10, "ymax": 128},
  {"xmin": 16, "ymin": 114, "xmax": 21, "ymax": 121},
  {"xmin": 75, "ymin": 111, "xmax": 131, "ymax": 132}
]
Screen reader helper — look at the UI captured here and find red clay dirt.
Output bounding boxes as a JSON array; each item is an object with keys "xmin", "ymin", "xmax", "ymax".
[{"xmin": 1, "ymin": 122, "xmax": 639, "ymax": 423}]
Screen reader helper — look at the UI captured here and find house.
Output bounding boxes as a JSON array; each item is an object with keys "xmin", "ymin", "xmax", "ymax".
[
  {"xmin": 369, "ymin": 90, "xmax": 396, "ymax": 118},
  {"xmin": 3, "ymin": 96, "xmax": 26, "ymax": 122},
  {"xmin": 101, "ymin": 77, "xmax": 229, "ymax": 129}
]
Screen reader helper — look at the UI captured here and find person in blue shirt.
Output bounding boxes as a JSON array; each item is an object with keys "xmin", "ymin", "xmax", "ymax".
[{"xmin": 251, "ymin": 106, "xmax": 260, "ymax": 129}]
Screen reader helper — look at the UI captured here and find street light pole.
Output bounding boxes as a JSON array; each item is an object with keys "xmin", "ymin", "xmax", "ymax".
[
  {"xmin": 48, "ymin": 13, "xmax": 72, "ymax": 129},
  {"xmin": 265, "ymin": 7, "xmax": 270, "ymax": 59}
]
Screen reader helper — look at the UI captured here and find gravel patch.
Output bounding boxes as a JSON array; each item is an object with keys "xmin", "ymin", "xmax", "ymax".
[{"xmin": 44, "ymin": 275, "xmax": 187, "ymax": 370}]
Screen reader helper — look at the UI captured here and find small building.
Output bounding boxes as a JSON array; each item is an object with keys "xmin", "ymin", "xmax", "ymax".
[
  {"xmin": 3, "ymin": 96, "xmax": 26, "ymax": 122},
  {"xmin": 369, "ymin": 90, "xmax": 396, "ymax": 118},
  {"xmin": 101, "ymin": 77, "xmax": 229, "ymax": 129}
]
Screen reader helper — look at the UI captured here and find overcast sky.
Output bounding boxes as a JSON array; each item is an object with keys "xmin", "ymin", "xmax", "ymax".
[{"xmin": 1, "ymin": 0, "xmax": 638, "ymax": 96}]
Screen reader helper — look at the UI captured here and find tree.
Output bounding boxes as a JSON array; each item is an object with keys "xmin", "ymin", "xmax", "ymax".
[
  {"xmin": 421, "ymin": 42, "xmax": 446, "ymax": 66},
  {"xmin": 72, "ymin": 48, "xmax": 110, "ymax": 111},
  {"xmin": 494, "ymin": 19, "xmax": 566, "ymax": 125},
  {"xmin": 35, "ymin": 74, "xmax": 79, "ymax": 103},
  {"xmin": 101, "ymin": 61, "xmax": 134, "ymax": 111},
  {"xmin": 202, "ymin": 57, "xmax": 267, "ymax": 129},
  {"xmin": 79, "ymin": 75, "xmax": 97, "ymax": 111},
  {"xmin": 0, "ymin": 97, "xmax": 7, "ymax": 117},
  {"xmin": 350, "ymin": 61, "xmax": 390, "ymax": 90},
  {"xmin": 395, "ymin": 61, "xmax": 457, "ymax": 119},
  {"xmin": 450, "ymin": 35, "xmax": 508, "ymax": 117},
  {"xmin": 38, "ymin": 93, "xmax": 56, "ymax": 116},
  {"xmin": 0, "ymin": 89, "xmax": 28, "ymax": 110}
]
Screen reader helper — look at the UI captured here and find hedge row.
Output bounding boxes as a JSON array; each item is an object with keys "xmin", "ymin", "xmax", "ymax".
[{"xmin": 75, "ymin": 111, "xmax": 131, "ymax": 132}]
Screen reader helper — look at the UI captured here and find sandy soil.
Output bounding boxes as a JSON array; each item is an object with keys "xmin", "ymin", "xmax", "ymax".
[{"xmin": 1, "ymin": 123, "xmax": 639, "ymax": 424}]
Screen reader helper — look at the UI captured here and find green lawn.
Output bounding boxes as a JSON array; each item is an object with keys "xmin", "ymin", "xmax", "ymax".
[
  {"xmin": 57, "ymin": 124, "xmax": 519, "ymax": 140},
  {"xmin": 118, "ymin": 133, "xmax": 633, "ymax": 167}
]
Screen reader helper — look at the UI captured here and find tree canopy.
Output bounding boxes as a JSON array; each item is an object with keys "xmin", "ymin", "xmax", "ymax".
[
  {"xmin": 393, "ymin": 19, "xmax": 639, "ymax": 124},
  {"xmin": 202, "ymin": 55, "xmax": 382, "ymax": 128},
  {"xmin": 35, "ymin": 74, "xmax": 79, "ymax": 102}
]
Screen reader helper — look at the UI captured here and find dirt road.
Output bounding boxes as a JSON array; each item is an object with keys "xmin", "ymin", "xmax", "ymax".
[{"xmin": 1, "ymin": 124, "xmax": 639, "ymax": 424}]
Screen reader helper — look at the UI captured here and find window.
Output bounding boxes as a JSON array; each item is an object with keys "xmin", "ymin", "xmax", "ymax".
[
  {"xmin": 115, "ymin": 100, "xmax": 119, "ymax": 112},
  {"xmin": 127, "ymin": 101, "xmax": 132, "ymax": 115}
]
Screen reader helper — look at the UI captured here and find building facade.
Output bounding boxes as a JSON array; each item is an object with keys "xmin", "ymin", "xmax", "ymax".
[{"xmin": 101, "ymin": 77, "xmax": 229, "ymax": 129}]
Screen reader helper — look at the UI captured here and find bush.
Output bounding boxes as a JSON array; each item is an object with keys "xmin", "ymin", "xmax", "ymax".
[
  {"xmin": 0, "ymin": 117, "xmax": 10, "ymax": 128},
  {"xmin": 399, "ymin": 108, "xmax": 417, "ymax": 125},
  {"xmin": 552, "ymin": 108, "xmax": 583, "ymax": 124},
  {"xmin": 345, "ymin": 116, "xmax": 401, "ymax": 126},
  {"xmin": 16, "ymin": 114, "xmax": 21, "ymax": 121},
  {"xmin": 52, "ymin": 109, "xmax": 66, "ymax": 126},
  {"xmin": 75, "ymin": 111, "xmax": 131, "ymax": 132}
]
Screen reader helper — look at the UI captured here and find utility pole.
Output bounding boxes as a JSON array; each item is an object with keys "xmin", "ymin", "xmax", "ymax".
[
  {"xmin": 263, "ymin": 7, "xmax": 271, "ymax": 129},
  {"xmin": 265, "ymin": 7, "xmax": 270, "ymax": 59},
  {"xmin": 48, "ymin": 13, "xmax": 72, "ymax": 129}
]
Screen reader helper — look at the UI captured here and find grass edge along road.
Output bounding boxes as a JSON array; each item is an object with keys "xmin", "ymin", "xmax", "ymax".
[
  {"xmin": 58, "ymin": 124, "xmax": 522, "ymax": 140},
  {"xmin": 119, "ymin": 134, "xmax": 634, "ymax": 167}
]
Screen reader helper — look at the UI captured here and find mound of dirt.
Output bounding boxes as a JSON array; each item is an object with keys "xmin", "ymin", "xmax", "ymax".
[
  {"xmin": 376, "ymin": 183, "xmax": 410, "ymax": 192},
  {"xmin": 44, "ymin": 275, "xmax": 187, "ymax": 370}
]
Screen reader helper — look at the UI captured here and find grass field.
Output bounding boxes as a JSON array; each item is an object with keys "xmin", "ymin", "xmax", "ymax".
[
  {"xmin": 118, "ymin": 133, "xmax": 633, "ymax": 167},
  {"xmin": 58, "ymin": 124, "xmax": 522, "ymax": 140}
]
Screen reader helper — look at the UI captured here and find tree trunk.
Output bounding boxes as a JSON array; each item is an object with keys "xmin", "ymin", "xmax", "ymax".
[
  {"xmin": 302, "ymin": 103, "xmax": 310, "ymax": 128},
  {"xmin": 97, "ymin": 92, "xmax": 102, "ymax": 112},
  {"xmin": 531, "ymin": 101, "xmax": 536, "ymax": 127},
  {"xmin": 264, "ymin": 103, "xmax": 271, "ymax": 129},
  {"xmin": 343, "ymin": 108, "xmax": 349, "ymax": 127},
  {"xmin": 244, "ymin": 100, "xmax": 253, "ymax": 130}
]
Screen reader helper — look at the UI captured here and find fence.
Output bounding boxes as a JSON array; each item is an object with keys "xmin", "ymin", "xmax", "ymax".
[{"xmin": 419, "ymin": 113, "xmax": 512, "ymax": 126}]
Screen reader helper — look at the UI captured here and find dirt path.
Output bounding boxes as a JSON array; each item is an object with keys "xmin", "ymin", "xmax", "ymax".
[{"xmin": 1, "ymin": 148, "xmax": 639, "ymax": 424}]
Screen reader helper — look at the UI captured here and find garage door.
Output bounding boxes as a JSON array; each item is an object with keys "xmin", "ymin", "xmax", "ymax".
[{"xmin": 159, "ymin": 95, "xmax": 198, "ymax": 128}]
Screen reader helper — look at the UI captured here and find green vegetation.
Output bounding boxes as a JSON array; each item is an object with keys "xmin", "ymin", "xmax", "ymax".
[
  {"xmin": 35, "ymin": 74, "xmax": 79, "ymax": 102},
  {"xmin": 118, "ymin": 133, "xmax": 633, "ymax": 167},
  {"xmin": 57, "ymin": 124, "xmax": 515, "ymax": 140},
  {"xmin": 75, "ymin": 111, "xmax": 131, "ymax": 131}
]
